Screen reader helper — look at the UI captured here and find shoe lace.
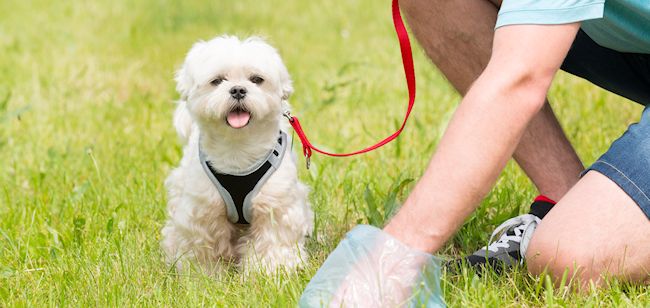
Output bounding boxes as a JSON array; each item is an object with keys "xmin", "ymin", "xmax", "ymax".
[{"xmin": 484, "ymin": 214, "xmax": 541, "ymax": 256}]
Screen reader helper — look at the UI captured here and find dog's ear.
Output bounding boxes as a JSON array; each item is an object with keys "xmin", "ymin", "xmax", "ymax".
[
  {"xmin": 175, "ymin": 63, "xmax": 193, "ymax": 101},
  {"xmin": 175, "ymin": 41, "xmax": 208, "ymax": 100}
]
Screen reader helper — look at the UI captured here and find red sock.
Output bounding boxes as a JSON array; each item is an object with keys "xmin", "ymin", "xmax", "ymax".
[
  {"xmin": 529, "ymin": 194, "xmax": 556, "ymax": 219},
  {"xmin": 534, "ymin": 194, "xmax": 556, "ymax": 205}
]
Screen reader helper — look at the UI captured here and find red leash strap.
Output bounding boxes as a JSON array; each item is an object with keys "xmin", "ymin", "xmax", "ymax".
[{"xmin": 287, "ymin": 0, "xmax": 415, "ymax": 168}]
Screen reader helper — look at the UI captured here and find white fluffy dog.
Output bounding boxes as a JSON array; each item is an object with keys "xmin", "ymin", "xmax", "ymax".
[{"xmin": 161, "ymin": 35, "xmax": 313, "ymax": 274}]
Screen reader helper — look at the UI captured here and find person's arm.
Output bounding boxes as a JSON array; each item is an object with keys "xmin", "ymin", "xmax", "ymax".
[
  {"xmin": 384, "ymin": 23, "xmax": 581, "ymax": 253},
  {"xmin": 300, "ymin": 23, "xmax": 582, "ymax": 306}
]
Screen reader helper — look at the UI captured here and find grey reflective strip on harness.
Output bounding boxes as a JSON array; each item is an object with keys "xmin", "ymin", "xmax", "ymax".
[{"xmin": 199, "ymin": 131, "xmax": 288, "ymax": 224}]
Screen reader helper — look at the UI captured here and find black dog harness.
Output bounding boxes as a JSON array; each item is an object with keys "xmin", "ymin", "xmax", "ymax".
[{"xmin": 199, "ymin": 131, "xmax": 287, "ymax": 224}]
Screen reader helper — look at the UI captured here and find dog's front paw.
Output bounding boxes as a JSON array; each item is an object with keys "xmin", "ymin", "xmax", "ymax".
[{"xmin": 239, "ymin": 244, "xmax": 308, "ymax": 275}]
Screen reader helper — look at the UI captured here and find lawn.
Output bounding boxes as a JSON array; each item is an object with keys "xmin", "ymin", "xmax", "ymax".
[{"xmin": 1, "ymin": 0, "xmax": 648, "ymax": 306}]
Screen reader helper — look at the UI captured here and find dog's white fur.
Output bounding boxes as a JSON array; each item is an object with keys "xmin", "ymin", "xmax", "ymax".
[{"xmin": 161, "ymin": 35, "xmax": 313, "ymax": 274}]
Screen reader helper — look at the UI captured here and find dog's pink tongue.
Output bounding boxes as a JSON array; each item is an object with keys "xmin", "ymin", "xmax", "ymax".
[{"xmin": 227, "ymin": 111, "xmax": 251, "ymax": 128}]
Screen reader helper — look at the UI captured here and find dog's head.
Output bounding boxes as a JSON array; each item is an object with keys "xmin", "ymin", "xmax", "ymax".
[{"xmin": 175, "ymin": 36, "xmax": 292, "ymax": 131}]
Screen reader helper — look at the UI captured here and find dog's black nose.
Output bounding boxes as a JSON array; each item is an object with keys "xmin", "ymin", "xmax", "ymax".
[{"xmin": 230, "ymin": 86, "xmax": 247, "ymax": 100}]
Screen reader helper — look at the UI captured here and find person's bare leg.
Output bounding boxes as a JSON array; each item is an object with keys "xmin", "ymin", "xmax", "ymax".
[
  {"xmin": 526, "ymin": 171, "xmax": 650, "ymax": 286},
  {"xmin": 400, "ymin": 0, "xmax": 584, "ymax": 200},
  {"xmin": 515, "ymin": 104, "xmax": 583, "ymax": 200}
]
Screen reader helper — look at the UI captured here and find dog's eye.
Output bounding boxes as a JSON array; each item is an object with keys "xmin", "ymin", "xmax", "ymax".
[
  {"xmin": 210, "ymin": 77, "xmax": 225, "ymax": 86},
  {"xmin": 250, "ymin": 76, "xmax": 264, "ymax": 85}
]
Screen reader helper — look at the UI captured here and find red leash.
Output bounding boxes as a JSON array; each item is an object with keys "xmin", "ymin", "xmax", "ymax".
[{"xmin": 286, "ymin": 0, "xmax": 415, "ymax": 168}]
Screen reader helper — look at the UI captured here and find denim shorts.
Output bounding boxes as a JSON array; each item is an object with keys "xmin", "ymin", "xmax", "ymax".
[{"xmin": 561, "ymin": 29, "xmax": 650, "ymax": 219}]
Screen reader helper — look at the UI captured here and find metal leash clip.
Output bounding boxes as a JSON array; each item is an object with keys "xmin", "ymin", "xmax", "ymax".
[
  {"xmin": 283, "ymin": 110, "xmax": 293, "ymax": 122},
  {"xmin": 284, "ymin": 110, "xmax": 310, "ymax": 169}
]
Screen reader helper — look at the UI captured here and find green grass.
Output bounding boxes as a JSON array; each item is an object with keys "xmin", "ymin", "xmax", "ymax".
[{"xmin": 0, "ymin": 0, "xmax": 648, "ymax": 306}]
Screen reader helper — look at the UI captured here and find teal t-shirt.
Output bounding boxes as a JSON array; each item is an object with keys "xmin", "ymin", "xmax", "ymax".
[{"xmin": 496, "ymin": 0, "xmax": 650, "ymax": 54}]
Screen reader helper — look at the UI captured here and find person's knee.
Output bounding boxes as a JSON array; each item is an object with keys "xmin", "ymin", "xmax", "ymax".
[
  {"xmin": 525, "ymin": 227, "xmax": 599, "ymax": 283},
  {"xmin": 526, "ymin": 230, "xmax": 559, "ymax": 277}
]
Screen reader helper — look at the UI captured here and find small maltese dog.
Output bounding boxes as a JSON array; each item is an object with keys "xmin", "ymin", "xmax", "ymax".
[{"xmin": 161, "ymin": 35, "xmax": 313, "ymax": 274}]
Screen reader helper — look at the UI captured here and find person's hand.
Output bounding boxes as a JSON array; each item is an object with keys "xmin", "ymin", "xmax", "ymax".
[{"xmin": 299, "ymin": 225, "xmax": 445, "ymax": 307}]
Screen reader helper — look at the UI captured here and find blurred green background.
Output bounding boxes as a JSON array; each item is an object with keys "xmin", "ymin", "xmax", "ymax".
[{"xmin": 0, "ymin": 0, "xmax": 647, "ymax": 306}]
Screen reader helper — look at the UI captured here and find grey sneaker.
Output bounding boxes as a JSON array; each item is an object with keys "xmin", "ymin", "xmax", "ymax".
[{"xmin": 456, "ymin": 197, "xmax": 555, "ymax": 274}]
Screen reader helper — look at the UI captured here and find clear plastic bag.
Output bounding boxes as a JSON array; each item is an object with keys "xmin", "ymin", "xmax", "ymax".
[{"xmin": 300, "ymin": 225, "xmax": 445, "ymax": 307}]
